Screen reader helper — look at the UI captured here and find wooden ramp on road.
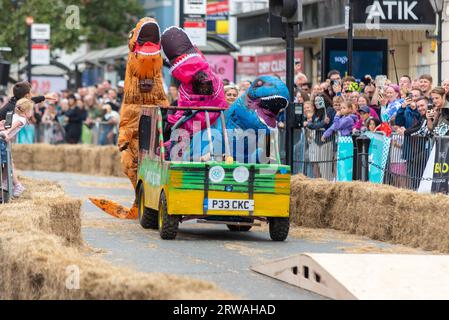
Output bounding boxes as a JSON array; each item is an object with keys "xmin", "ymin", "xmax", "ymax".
[{"xmin": 251, "ymin": 253, "xmax": 449, "ymax": 300}]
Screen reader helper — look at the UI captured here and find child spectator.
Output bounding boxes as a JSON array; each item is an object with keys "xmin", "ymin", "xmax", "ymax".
[
  {"xmin": 321, "ymin": 101, "xmax": 357, "ymax": 141},
  {"xmin": 367, "ymin": 117, "xmax": 381, "ymax": 133},
  {"xmin": 0, "ymin": 98, "xmax": 34, "ymax": 197}
]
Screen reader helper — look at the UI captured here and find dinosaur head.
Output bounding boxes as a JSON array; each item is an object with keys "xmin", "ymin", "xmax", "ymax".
[
  {"xmin": 127, "ymin": 17, "xmax": 163, "ymax": 81},
  {"xmin": 231, "ymin": 76, "xmax": 289, "ymax": 130},
  {"xmin": 161, "ymin": 26, "xmax": 226, "ymax": 108}
]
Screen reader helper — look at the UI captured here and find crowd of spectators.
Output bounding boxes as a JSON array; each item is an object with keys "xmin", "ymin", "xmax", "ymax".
[
  {"xmin": 0, "ymin": 80, "xmax": 123, "ymax": 145},
  {"xmin": 281, "ymin": 70, "xmax": 449, "ymax": 142}
]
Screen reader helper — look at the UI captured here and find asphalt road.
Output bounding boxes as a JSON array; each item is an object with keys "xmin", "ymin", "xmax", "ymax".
[{"xmin": 22, "ymin": 170, "xmax": 419, "ymax": 300}]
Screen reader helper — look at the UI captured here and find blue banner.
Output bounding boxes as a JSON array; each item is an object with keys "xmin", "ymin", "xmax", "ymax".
[{"xmin": 337, "ymin": 136, "xmax": 354, "ymax": 182}]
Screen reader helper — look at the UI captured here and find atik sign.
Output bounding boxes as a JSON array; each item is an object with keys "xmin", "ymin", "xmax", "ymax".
[
  {"xmin": 205, "ymin": 54, "xmax": 235, "ymax": 82},
  {"xmin": 31, "ymin": 24, "xmax": 50, "ymax": 65},
  {"xmin": 255, "ymin": 51, "xmax": 304, "ymax": 81},
  {"xmin": 353, "ymin": 0, "xmax": 436, "ymax": 25}
]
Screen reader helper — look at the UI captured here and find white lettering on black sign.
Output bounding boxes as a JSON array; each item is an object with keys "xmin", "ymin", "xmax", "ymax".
[{"xmin": 367, "ymin": 1, "xmax": 418, "ymax": 21}]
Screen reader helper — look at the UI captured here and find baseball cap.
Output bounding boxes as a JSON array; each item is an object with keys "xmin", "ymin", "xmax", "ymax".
[
  {"xmin": 295, "ymin": 59, "xmax": 301, "ymax": 65},
  {"xmin": 359, "ymin": 106, "xmax": 371, "ymax": 114}
]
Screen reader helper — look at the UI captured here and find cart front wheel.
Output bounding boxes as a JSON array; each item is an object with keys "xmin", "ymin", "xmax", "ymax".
[
  {"xmin": 227, "ymin": 225, "xmax": 252, "ymax": 232},
  {"xmin": 158, "ymin": 191, "xmax": 180, "ymax": 240},
  {"xmin": 137, "ymin": 186, "xmax": 158, "ymax": 229},
  {"xmin": 268, "ymin": 218, "xmax": 290, "ymax": 241}
]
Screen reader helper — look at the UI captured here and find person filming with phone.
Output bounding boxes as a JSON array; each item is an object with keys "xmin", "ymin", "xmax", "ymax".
[{"xmin": 425, "ymin": 87, "xmax": 449, "ymax": 137}]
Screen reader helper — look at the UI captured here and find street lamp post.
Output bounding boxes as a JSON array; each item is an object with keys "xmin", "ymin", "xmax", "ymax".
[
  {"xmin": 346, "ymin": 0, "xmax": 353, "ymax": 76},
  {"xmin": 429, "ymin": 0, "xmax": 444, "ymax": 85},
  {"xmin": 25, "ymin": 16, "xmax": 34, "ymax": 83}
]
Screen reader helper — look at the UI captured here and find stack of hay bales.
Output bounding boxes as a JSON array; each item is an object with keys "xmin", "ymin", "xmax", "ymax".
[
  {"xmin": 291, "ymin": 175, "xmax": 449, "ymax": 253},
  {"xmin": 0, "ymin": 177, "xmax": 233, "ymax": 300},
  {"xmin": 12, "ymin": 144, "xmax": 123, "ymax": 177}
]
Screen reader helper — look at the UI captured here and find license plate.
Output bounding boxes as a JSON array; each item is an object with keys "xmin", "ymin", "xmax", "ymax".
[{"xmin": 207, "ymin": 199, "xmax": 254, "ymax": 211}]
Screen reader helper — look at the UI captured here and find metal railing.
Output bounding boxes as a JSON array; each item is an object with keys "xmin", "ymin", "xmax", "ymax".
[
  {"xmin": 279, "ymin": 127, "xmax": 442, "ymax": 193},
  {"xmin": 0, "ymin": 139, "xmax": 13, "ymax": 203},
  {"xmin": 18, "ymin": 121, "xmax": 119, "ymax": 145}
]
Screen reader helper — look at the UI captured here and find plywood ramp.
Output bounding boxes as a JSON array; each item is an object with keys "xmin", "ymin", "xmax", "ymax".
[{"xmin": 251, "ymin": 253, "xmax": 449, "ymax": 300}]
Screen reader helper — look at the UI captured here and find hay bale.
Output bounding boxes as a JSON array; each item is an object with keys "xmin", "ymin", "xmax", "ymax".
[
  {"xmin": 291, "ymin": 175, "xmax": 449, "ymax": 253},
  {"xmin": 12, "ymin": 144, "xmax": 34, "ymax": 171},
  {"xmin": 12, "ymin": 144, "xmax": 122, "ymax": 177},
  {"xmin": 33, "ymin": 144, "xmax": 66, "ymax": 172},
  {"xmin": 0, "ymin": 177, "xmax": 233, "ymax": 300}
]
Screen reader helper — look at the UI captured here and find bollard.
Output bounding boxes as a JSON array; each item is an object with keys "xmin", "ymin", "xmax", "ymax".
[
  {"xmin": 356, "ymin": 135, "xmax": 371, "ymax": 182},
  {"xmin": 352, "ymin": 132, "xmax": 360, "ymax": 180}
]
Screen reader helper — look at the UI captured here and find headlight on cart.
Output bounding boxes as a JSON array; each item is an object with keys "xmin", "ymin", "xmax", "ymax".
[
  {"xmin": 233, "ymin": 166, "xmax": 249, "ymax": 183},
  {"xmin": 209, "ymin": 166, "xmax": 225, "ymax": 183}
]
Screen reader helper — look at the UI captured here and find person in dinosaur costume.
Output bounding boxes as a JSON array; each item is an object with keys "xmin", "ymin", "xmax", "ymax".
[
  {"xmin": 90, "ymin": 17, "xmax": 168, "ymax": 219},
  {"xmin": 161, "ymin": 26, "xmax": 227, "ymax": 134}
]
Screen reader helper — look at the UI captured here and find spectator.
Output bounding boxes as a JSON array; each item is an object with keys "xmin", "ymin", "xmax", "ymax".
[
  {"xmin": 224, "ymin": 85, "xmax": 239, "ymax": 107},
  {"xmin": 419, "ymin": 74, "xmax": 433, "ymax": 98},
  {"xmin": 105, "ymin": 89, "xmax": 120, "ymax": 112},
  {"xmin": 411, "ymin": 79, "xmax": 421, "ymax": 90},
  {"xmin": 395, "ymin": 95, "xmax": 421, "ymax": 130},
  {"xmin": 238, "ymin": 80, "xmax": 251, "ymax": 97},
  {"xmin": 425, "ymin": 87, "xmax": 449, "ymax": 137},
  {"xmin": 399, "ymin": 75, "xmax": 412, "ymax": 92},
  {"xmin": 367, "ymin": 117, "xmax": 381, "ymax": 133},
  {"xmin": 168, "ymin": 84, "xmax": 179, "ymax": 106},
  {"xmin": 327, "ymin": 70, "xmax": 341, "ymax": 83},
  {"xmin": 0, "ymin": 81, "xmax": 57, "ymax": 121},
  {"xmin": 294, "ymin": 58, "xmax": 302, "ymax": 75},
  {"xmin": 397, "ymin": 97, "xmax": 429, "ymax": 137},
  {"xmin": 312, "ymin": 94, "xmax": 335, "ymax": 129},
  {"xmin": 332, "ymin": 96, "xmax": 344, "ymax": 114},
  {"xmin": 0, "ymin": 98, "xmax": 34, "ymax": 197},
  {"xmin": 117, "ymin": 81, "xmax": 124, "ymax": 107},
  {"xmin": 380, "ymin": 85, "xmax": 403, "ymax": 123},
  {"xmin": 63, "ymin": 94, "xmax": 85, "ymax": 144},
  {"xmin": 295, "ymin": 73, "xmax": 308, "ymax": 90},
  {"xmin": 223, "ymin": 79, "xmax": 230, "ymax": 86},
  {"xmin": 443, "ymin": 78, "xmax": 449, "ymax": 102},
  {"xmin": 99, "ymin": 103, "xmax": 120, "ymax": 145},
  {"xmin": 322, "ymin": 101, "xmax": 357, "ymax": 141},
  {"xmin": 41, "ymin": 103, "xmax": 64, "ymax": 144}
]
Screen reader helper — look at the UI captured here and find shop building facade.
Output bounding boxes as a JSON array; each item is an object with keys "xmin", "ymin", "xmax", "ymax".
[{"xmin": 235, "ymin": 0, "xmax": 449, "ymax": 84}]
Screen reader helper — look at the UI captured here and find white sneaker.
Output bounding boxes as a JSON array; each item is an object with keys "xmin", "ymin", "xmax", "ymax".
[{"xmin": 13, "ymin": 184, "xmax": 25, "ymax": 198}]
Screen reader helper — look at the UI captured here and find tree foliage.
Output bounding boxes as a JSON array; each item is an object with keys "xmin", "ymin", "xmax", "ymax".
[{"xmin": 0, "ymin": 0, "xmax": 144, "ymax": 61}]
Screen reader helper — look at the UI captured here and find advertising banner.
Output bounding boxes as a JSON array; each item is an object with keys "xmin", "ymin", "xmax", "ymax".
[
  {"xmin": 419, "ymin": 137, "xmax": 449, "ymax": 194},
  {"xmin": 366, "ymin": 132, "xmax": 391, "ymax": 184},
  {"xmin": 337, "ymin": 136, "xmax": 354, "ymax": 182}
]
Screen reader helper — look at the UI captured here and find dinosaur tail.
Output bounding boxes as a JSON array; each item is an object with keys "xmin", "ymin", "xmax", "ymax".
[{"xmin": 89, "ymin": 197, "xmax": 138, "ymax": 220}]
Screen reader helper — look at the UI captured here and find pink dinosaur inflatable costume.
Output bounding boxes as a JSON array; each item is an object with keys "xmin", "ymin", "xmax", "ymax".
[{"xmin": 161, "ymin": 27, "xmax": 227, "ymax": 134}]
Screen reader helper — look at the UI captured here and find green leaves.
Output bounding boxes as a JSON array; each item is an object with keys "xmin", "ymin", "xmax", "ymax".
[{"xmin": 0, "ymin": 0, "xmax": 144, "ymax": 62}]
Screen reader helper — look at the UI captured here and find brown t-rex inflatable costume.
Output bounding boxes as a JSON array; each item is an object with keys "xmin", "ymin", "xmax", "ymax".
[{"xmin": 90, "ymin": 17, "xmax": 168, "ymax": 219}]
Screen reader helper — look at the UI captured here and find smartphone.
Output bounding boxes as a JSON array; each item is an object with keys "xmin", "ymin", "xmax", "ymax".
[
  {"xmin": 428, "ymin": 97, "xmax": 434, "ymax": 110},
  {"xmin": 4, "ymin": 111, "xmax": 13, "ymax": 129},
  {"xmin": 407, "ymin": 93, "xmax": 413, "ymax": 100}
]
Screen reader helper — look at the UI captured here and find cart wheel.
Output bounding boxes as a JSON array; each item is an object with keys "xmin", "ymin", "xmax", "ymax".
[
  {"xmin": 268, "ymin": 218, "xmax": 290, "ymax": 241},
  {"xmin": 158, "ymin": 191, "xmax": 179, "ymax": 240},
  {"xmin": 227, "ymin": 225, "xmax": 252, "ymax": 232},
  {"xmin": 137, "ymin": 186, "xmax": 158, "ymax": 229}
]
